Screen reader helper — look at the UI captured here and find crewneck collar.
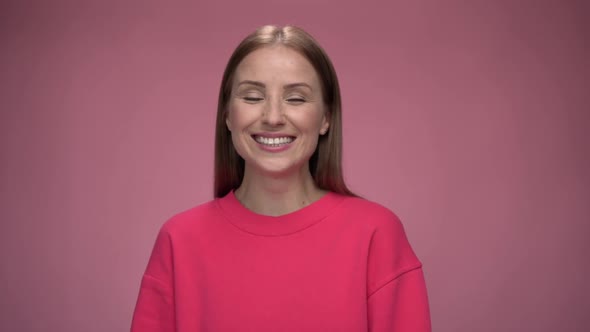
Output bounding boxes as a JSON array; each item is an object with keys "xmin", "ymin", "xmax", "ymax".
[{"xmin": 216, "ymin": 190, "xmax": 345, "ymax": 236}]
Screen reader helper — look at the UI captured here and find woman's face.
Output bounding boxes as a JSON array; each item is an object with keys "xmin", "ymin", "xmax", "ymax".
[{"xmin": 226, "ymin": 45, "xmax": 329, "ymax": 178}]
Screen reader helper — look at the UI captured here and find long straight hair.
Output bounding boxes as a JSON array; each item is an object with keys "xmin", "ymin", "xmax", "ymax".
[{"xmin": 214, "ymin": 25, "xmax": 354, "ymax": 198}]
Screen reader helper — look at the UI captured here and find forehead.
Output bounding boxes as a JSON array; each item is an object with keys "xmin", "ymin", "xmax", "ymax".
[{"xmin": 234, "ymin": 46, "xmax": 320, "ymax": 86}]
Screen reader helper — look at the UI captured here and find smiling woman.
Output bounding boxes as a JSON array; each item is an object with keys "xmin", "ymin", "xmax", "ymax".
[
  {"xmin": 226, "ymin": 46, "xmax": 330, "ymax": 209},
  {"xmin": 131, "ymin": 25, "xmax": 431, "ymax": 332}
]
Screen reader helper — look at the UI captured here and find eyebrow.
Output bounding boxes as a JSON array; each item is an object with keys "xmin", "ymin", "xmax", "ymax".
[
  {"xmin": 237, "ymin": 80, "xmax": 312, "ymax": 90},
  {"xmin": 238, "ymin": 80, "xmax": 265, "ymax": 88}
]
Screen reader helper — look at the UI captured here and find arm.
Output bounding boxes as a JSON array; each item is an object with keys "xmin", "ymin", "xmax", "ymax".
[
  {"xmin": 130, "ymin": 228, "xmax": 176, "ymax": 332},
  {"xmin": 367, "ymin": 266, "xmax": 431, "ymax": 331},
  {"xmin": 365, "ymin": 206, "xmax": 431, "ymax": 331}
]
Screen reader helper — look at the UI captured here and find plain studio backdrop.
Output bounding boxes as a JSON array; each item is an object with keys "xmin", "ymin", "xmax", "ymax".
[{"xmin": 1, "ymin": 0, "xmax": 588, "ymax": 331}]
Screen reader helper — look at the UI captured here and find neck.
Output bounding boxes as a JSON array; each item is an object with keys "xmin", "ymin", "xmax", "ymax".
[{"xmin": 234, "ymin": 165, "xmax": 327, "ymax": 216}]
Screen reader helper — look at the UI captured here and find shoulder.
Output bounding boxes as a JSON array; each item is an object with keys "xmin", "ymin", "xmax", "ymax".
[
  {"xmin": 140, "ymin": 200, "xmax": 224, "ymax": 282},
  {"xmin": 343, "ymin": 197, "xmax": 423, "ymax": 293},
  {"xmin": 339, "ymin": 194, "xmax": 419, "ymax": 262},
  {"xmin": 338, "ymin": 195, "xmax": 405, "ymax": 232},
  {"xmin": 157, "ymin": 199, "xmax": 222, "ymax": 238}
]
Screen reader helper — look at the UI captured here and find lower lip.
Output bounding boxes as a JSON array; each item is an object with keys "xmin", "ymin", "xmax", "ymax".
[{"xmin": 254, "ymin": 139, "xmax": 294, "ymax": 152}]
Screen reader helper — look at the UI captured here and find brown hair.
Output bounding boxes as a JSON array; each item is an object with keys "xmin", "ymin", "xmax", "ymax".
[{"xmin": 214, "ymin": 25, "xmax": 354, "ymax": 198}]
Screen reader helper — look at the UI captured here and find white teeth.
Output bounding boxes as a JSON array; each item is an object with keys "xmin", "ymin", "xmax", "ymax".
[{"xmin": 255, "ymin": 136, "xmax": 293, "ymax": 146}]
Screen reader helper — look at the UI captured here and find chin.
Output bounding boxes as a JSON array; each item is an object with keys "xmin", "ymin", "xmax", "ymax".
[{"xmin": 249, "ymin": 160, "xmax": 307, "ymax": 178}]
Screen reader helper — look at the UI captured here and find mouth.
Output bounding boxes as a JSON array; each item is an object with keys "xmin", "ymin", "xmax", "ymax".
[{"xmin": 252, "ymin": 135, "xmax": 296, "ymax": 147}]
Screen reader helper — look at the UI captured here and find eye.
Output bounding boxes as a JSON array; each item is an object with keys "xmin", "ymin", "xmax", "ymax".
[
  {"xmin": 243, "ymin": 97, "xmax": 264, "ymax": 103},
  {"xmin": 286, "ymin": 97, "xmax": 306, "ymax": 104}
]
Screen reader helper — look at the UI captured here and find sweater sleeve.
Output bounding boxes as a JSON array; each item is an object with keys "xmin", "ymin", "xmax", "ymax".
[
  {"xmin": 367, "ymin": 267, "xmax": 431, "ymax": 331},
  {"xmin": 130, "ymin": 227, "xmax": 176, "ymax": 332},
  {"xmin": 366, "ymin": 209, "xmax": 431, "ymax": 331}
]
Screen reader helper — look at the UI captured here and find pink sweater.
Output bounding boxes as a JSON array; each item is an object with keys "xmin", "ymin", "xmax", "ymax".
[{"xmin": 131, "ymin": 191, "xmax": 431, "ymax": 331}]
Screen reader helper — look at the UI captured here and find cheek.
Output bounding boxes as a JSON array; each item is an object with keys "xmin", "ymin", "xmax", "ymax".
[
  {"xmin": 226, "ymin": 107, "xmax": 244, "ymax": 131},
  {"xmin": 229, "ymin": 126, "xmax": 248, "ymax": 160},
  {"xmin": 298, "ymin": 112, "xmax": 327, "ymax": 132},
  {"xmin": 226, "ymin": 108, "xmax": 251, "ymax": 153},
  {"xmin": 227, "ymin": 103, "xmax": 260, "ymax": 131}
]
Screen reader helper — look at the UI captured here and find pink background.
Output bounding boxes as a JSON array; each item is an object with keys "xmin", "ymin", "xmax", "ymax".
[{"xmin": 1, "ymin": 1, "xmax": 588, "ymax": 331}]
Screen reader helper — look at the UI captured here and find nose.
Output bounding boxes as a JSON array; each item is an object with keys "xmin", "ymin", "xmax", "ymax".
[{"xmin": 261, "ymin": 98, "xmax": 285, "ymax": 126}]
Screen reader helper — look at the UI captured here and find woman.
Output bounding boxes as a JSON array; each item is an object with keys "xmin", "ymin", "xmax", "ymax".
[{"xmin": 131, "ymin": 25, "xmax": 431, "ymax": 331}]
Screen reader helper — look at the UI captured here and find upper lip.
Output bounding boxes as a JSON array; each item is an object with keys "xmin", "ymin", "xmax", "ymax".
[{"xmin": 252, "ymin": 132, "xmax": 296, "ymax": 138}]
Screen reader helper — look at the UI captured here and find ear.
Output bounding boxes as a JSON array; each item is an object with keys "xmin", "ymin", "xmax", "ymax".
[
  {"xmin": 320, "ymin": 111, "xmax": 330, "ymax": 135},
  {"xmin": 225, "ymin": 109, "xmax": 232, "ymax": 132}
]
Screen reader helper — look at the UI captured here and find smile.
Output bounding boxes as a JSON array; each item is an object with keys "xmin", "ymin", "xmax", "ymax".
[{"xmin": 253, "ymin": 135, "xmax": 295, "ymax": 147}]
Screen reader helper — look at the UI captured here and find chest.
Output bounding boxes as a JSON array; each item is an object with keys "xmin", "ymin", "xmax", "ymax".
[{"xmin": 173, "ymin": 227, "xmax": 372, "ymax": 331}]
